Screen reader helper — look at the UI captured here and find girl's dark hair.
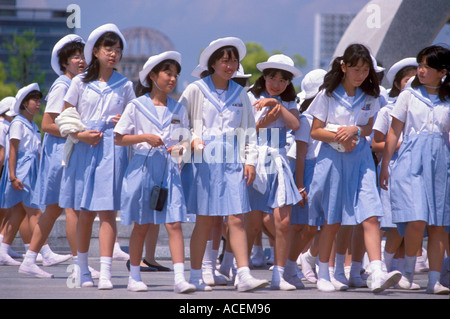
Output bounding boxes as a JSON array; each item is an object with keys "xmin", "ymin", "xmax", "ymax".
[
  {"xmin": 411, "ymin": 45, "xmax": 450, "ymax": 101},
  {"xmin": 249, "ymin": 68, "xmax": 297, "ymax": 101},
  {"xmin": 321, "ymin": 43, "xmax": 380, "ymax": 98},
  {"xmin": 83, "ymin": 32, "xmax": 124, "ymax": 83},
  {"xmin": 20, "ymin": 90, "xmax": 43, "ymax": 110},
  {"xmin": 205, "ymin": 46, "xmax": 240, "ymax": 76},
  {"xmin": 135, "ymin": 59, "xmax": 181, "ymax": 97},
  {"xmin": 300, "ymin": 97, "xmax": 314, "ymax": 114},
  {"xmin": 58, "ymin": 40, "xmax": 85, "ymax": 74},
  {"xmin": 388, "ymin": 65, "xmax": 417, "ymax": 98}
]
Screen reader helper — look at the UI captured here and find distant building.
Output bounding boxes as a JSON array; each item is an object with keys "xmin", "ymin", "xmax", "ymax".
[
  {"xmin": 313, "ymin": 13, "xmax": 356, "ymax": 70},
  {"xmin": 0, "ymin": 0, "xmax": 73, "ymax": 90}
]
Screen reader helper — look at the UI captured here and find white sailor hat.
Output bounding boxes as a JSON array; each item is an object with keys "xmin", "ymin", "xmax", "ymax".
[
  {"xmin": 199, "ymin": 37, "xmax": 246, "ymax": 69},
  {"xmin": 51, "ymin": 34, "xmax": 85, "ymax": 75},
  {"xmin": 257, "ymin": 54, "xmax": 302, "ymax": 78},
  {"xmin": 386, "ymin": 57, "xmax": 418, "ymax": 86},
  {"xmin": 13, "ymin": 83, "xmax": 40, "ymax": 114},
  {"xmin": 84, "ymin": 23, "xmax": 126, "ymax": 65},
  {"xmin": 139, "ymin": 51, "xmax": 182, "ymax": 87}
]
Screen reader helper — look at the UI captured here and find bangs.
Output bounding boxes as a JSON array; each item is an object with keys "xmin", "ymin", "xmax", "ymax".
[
  {"xmin": 263, "ymin": 68, "xmax": 293, "ymax": 81},
  {"xmin": 24, "ymin": 90, "xmax": 43, "ymax": 101},
  {"xmin": 417, "ymin": 45, "xmax": 448, "ymax": 71},
  {"xmin": 343, "ymin": 44, "xmax": 373, "ymax": 69},
  {"xmin": 95, "ymin": 31, "xmax": 124, "ymax": 49}
]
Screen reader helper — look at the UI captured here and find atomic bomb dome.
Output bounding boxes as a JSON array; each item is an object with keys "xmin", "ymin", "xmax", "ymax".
[{"xmin": 116, "ymin": 27, "xmax": 175, "ymax": 85}]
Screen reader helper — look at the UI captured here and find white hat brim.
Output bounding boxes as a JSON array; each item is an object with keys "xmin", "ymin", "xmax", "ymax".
[
  {"xmin": 0, "ymin": 96, "xmax": 16, "ymax": 115},
  {"xmin": 199, "ymin": 37, "xmax": 246, "ymax": 69},
  {"xmin": 51, "ymin": 34, "xmax": 84, "ymax": 76},
  {"xmin": 84, "ymin": 23, "xmax": 126, "ymax": 65},
  {"xmin": 13, "ymin": 83, "xmax": 40, "ymax": 114},
  {"xmin": 386, "ymin": 57, "xmax": 418, "ymax": 86},
  {"xmin": 256, "ymin": 61, "xmax": 302, "ymax": 78},
  {"xmin": 139, "ymin": 51, "xmax": 182, "ymax": 87}
]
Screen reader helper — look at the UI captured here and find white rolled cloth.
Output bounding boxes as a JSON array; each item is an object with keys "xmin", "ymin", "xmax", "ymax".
[
  {"xmin": 55, "ymin": 107, "xmax": 86, "ymax": 167},
  {"xmin": 324, "ymin": 123, "xmax": 359, "ymax": 152}
]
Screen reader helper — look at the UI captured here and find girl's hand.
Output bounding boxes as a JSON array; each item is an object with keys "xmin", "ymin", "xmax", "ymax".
[
  {"xmin": 167, "ymin": 145, "xmax": 184, "ymax": 158},
  {"xmin": 191, "ymin": 138, "xmax": 205, "ymax": 152},
  {"xmin": 297, "ymin": 187, "xmax": 308, "ymax": 207},
  {"xmin": 77, "ymin": 130, "xmax": 103, "ymax": 146},
  {"xmin": 111, "ymin": 114, "xmax": 121, "ymax": 126},
  {"xmin": 244, "ymin": 165, "xmax": 256, "ymax": 186},
  {"xmin": 379, "ymin": 166, "xmax": 389, "ymax": 191},
  {"xmin": 253, "ymin": 98, "xmax": 278, "ymax": 111},
  {"xmin": 340, "ymin": 137, "xmax": 357, "ymax": 152},
  {"xmin": 143, "ymin": 134, "xmax": 164, "ymax": 148},
  {"xmin": 265, "ymin": 104, "xmax": 281, "ymax": 122},
  {"xmin": 11, "ymin": 177, "xmax": 24, "ymax": 191},
  {"xmin": 334, "ymin": 126, "xmax": 358, "ymax": 143}
]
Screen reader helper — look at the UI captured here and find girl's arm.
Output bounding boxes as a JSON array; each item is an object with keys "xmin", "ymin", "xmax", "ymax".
[
  {"xmin": 379, "ymin": 117, "xmax": 404, "ymax": 190},
  {"xmin": 8, "ymin": 139, "xmax": 23, "ymax": 191},
  {"xmin": 0, "ymin": 145, "xmax": 4, "ymax": 169},
  {"xmin": 63, "ymin": 101, "xmax": 103, "ymax": 146},
  {"xmin": 42, "ymin": 112, "xmax": 63, "ymax": 137},
  {"xmin": 310, "ymin": 117, "xmax": 356, "ymax": 152},
  {"xmin": 295, "ymin": 140, "xmax": 308, "ymax": 207},
  {"xmin": 254, "ymin": 98, "xmax": 300, "ymax": 131},
  {"xmin": 114, "ymin": 133, "xmax": 164, "ymax": 148}
]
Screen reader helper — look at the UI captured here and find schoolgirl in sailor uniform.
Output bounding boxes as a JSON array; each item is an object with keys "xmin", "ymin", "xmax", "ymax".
[
  {"xmin": 19, "ymin": 35, "xmax": 86, "ymax": 279},
  {"xmin": 372, "ymin": 58, "xmax": 417, "ymax": 280},
  {"xmin": 179, "ymin": 37, "xmax": 268, "ymax": 292},
  {"xmin": 114, "ymin": 51, "xmax": 195, "ymax": 293},
  {"xmin": 288, "ymin": 69, "xmax": 327, "ymax": 284},
  {"xmin": 57, "ymin": 24, "xmax": 136, "ymax": 289},
  {"xmin": 307, "ymin": 44, "xmax": 401, "ymax": 293},
  {"xmin": 245, "ymin": 54, "xmax": 301, "ymax": 290},
  {"xmin": 380, "ymin": 45, "xmax": 450, "ymax": 295},
  {"xmin": 0, "ymin": 84, "xmax": 42, "ymax": 266}
]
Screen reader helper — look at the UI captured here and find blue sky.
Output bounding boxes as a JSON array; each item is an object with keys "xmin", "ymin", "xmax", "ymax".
[{"xmin": 19, "ymin": 0, "xmax": 450, "ymax": 89}]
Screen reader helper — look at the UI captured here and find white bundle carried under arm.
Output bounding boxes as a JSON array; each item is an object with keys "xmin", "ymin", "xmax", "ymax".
[{"xmin": 55, "ymin": 107, "xmax": 87, "ymax": 167}]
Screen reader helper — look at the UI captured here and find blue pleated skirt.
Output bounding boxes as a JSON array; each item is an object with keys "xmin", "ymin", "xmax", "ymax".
[
  {"xmin": 0, "ymin": 150, "xmax": 39, "ymax": 209},
  {"xmin": 181, "ymin": 136, "xmax": 251, "ymax": 216},
  {"xmin": 390, "ymin": 131, "xmax": 450, "ymax": 235},
  {"xmin": 291, "ymin": 158, "xmax": 324, "ymax": 226},
  {"xmin": 59, "ymin": 121, "xmax": 128, "ymax": 211},
  {"xmin": 378, "ymin": 153, "xmax": 399, "ymax": 229},
  {"xmin": 308, "ymin": 138, "xmax": 383, "ymax": 226},
  {"xmin": 120, "ymin": 149, "xmax": 187, "ymax": 225},
  {"xmin": 32, "ymin": 133, "xmax": 65, "ymax": 207}
]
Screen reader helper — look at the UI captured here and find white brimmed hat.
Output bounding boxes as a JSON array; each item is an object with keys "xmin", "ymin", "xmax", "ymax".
[
  {"xmin": 139, "ymin": 51, "xmax": 182, "ymax": 87},
  {"xmin": 84, "ymin": 23, "xmax": 126, "ymax": 65},
  {"xmin": 301, "ymin": 69, "xmax": 327, "ymax": 99},
  {"xmin": 233, "ymin": 64, "xmax": 251, "ymax": 79},
  {"xmin": 191, "ymin": 64, "xmax": 207, "ymax": 78},
  {"xmin": 386, "ymin": 57, "xmax": 418, "ymax": 86},
  {"xmin": 199, "ymin": 37, "xmax": 246, "ymax": 69},
  {"xmin": 13, "ymin": 83, "xmax": 40, "ymax": 114},
  {"xmin": 51, "ymin": 34, "xmax": 85, "ymax": 75},
  {"xmin": 371, "ymin": 54, "xmax": 385, "ymax": 73},
  {"xmin": 0, "ymin": 96, "xmax": 16, "ymax": 115},
  {"xmin": 257, "ymin": 54, "xmax": 302, "ymax": 78}
]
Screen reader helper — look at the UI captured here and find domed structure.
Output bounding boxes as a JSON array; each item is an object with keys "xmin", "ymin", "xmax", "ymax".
[{"xmin": 116, "ymin": 27, "xmax": 174, "ymax": 85}]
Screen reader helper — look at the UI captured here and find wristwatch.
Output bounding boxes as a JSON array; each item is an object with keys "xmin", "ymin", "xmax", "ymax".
[{"xmin": 356, "ymin": 126, "xmax": 361, "ymax": 137}]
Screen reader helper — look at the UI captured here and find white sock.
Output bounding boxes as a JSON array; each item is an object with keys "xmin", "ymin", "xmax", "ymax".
[
  {"xmin": 383, "ymin": 251, "xmax": 395, "ymax": 272},
  {"xmin": 100, "ymin": 256, "xmax": 112, "ymax": 280},
  {"xmin": 318, "ymin": 261, "xmax": 330, "ymax": 281},
  {"xmin": 23, "ymin": 250, "xmax": 38, "ymax": 265},
  {"xmin": 40, "ymin": 244, "xmax": 53, "ymax": 259},
  {"xmin": 0, "ymin": 243, "xmax": 9, "ymax": 255},
  {"xmin": 129, "ymin": 265, "xmax": 141, "ymax": 282},
  {"xmin": 369, "ymin": 259, "xmax": 383, "ymax": 274},
  {"xmin": 77, "ymin": 251, "xmax": 90, "ymax": 275},
  {"xmin": 202, "ymin": 240, "xmax": 217, "ymax": 273},
  {"xmin": 173, "ymin": 262, "xmax": 186, "ymax": 284},
  {"xmin": 237, "ymin": 266, "xmax": 252, "ymax": 282}
]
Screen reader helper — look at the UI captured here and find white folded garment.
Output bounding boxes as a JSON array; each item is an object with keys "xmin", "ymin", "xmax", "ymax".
[{"xmin": 324, "ymin": 123, "xmax": 359, "ymax": 152}]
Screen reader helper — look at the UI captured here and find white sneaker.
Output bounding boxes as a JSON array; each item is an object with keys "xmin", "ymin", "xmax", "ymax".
[
  {"xmin": 98, "ymin": 278, "xmax": 113, "ymax": 290},
  {"xmin": 174, "ymin": 281, "xmax": 196, "ymax": 294},
  {"xmin": 237, "ymin": 276, "xmax": 269, "ymax": 292},
  {"xmin": 271, "ymin": 276, "xmax": 296, "ymax": 291},
  {"xmin": 283, "ymin": 273, "xmax": 305, "ymax": 289},
  {"xmin": 113, "ymin": 245, "xmax": 129, "ymax": 261},
  {"xmin": 370, "ymin": 270, "xmax": 401, "ymax": 293},
  {"xmin": 317, "ymin": 278, "xmax": 335, "ymax": 292},
  {"xmin": 189, "ymin": 278, "xmax": 212, "ymax": 291},
  {"xmin": 0, "ymin": 253, "xmax": 21, "ymax": 266},
  {"xmin": 203, "ymin": 271, "xmax": 228, "ymax": 286},
  {"xmin": 394, "ymin": 275, "xmax": 420, "ymax": 290},
  {"xmin": 331, "ymin": 276, "xmax": 349, "ymax": 291},
  {"xmin": 19, "ymin": 263, "xmax": 54, "ymax": 278},
  {"xmin": 426, "ymin": 282, "xmax": 449, "ymax": 295},
  {"xmin": 42, "ymin": 253, "xmax": 72, "ymax": 266},
  {"xmin": 80, "ymin": 272, "xmax": 94, "ymax": 287},
  {"xmin": 127, "ymin": 278, "xmax": 147, "ymax": 292},
  {"xmin": 89, "ymin": 266, "xmax": 100, "ymax": 279}
]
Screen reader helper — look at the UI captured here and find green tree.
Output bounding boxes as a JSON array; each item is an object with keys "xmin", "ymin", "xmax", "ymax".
[
  {"xmin": 0, "ymin": 61, "xmax": 18, "ymax": 100},
  {"xmin": 3, "ymin": 30, "xmax": 45, "ymax": 88}
]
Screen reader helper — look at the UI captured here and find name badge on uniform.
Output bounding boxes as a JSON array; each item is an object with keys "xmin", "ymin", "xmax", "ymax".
[
  {"xmin": 232, "ymin": 103, "xmax": 243, "ymax": 107},
  {"xmin": 362, "ymin": 102, "xmax": 371, "ymax": 111},
  {"xmin": 171, "ymin": 119, "xmax": 180, "ymax": 124}
]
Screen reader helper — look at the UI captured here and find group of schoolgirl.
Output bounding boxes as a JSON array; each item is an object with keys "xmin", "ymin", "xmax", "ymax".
[{"xmin": 0, "ymin": 22, "xmax": 448, "ymax": 296}]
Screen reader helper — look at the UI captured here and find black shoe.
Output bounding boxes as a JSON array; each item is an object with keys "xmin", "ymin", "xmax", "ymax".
[
  {"xmin": 126, "ymin": 259, "xmax": 158, "ymax": 272},
  {"xmin": 142, "ymin": 259, "xmax": 171, "ymax": 271}
]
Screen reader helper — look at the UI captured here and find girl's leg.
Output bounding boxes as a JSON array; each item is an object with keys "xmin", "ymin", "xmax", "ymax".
[
  {"xmin": 317, "ymin": 222, "xmax": 340, "ymax": 292},
  {"xmin": 65, "ymin": 208, "xmax": 79, "ymax": 256},
  {"xmin": 0, "ymin": 204, "xmax": 26, "ymax": 265},
  {"xmin": 76, "ymin": 211, "xmax": 96, "ymax": 287},
  {"xmin": 425, "ymin": 225, "xmax": 449, "ymax": 294},
  {"xmin": 383, "ymin": 228, "xmax": 403, "ymax": 272},
  {"xmin": 245, "ymin": 211, "xmax": 263, "ymax": 258},
  {"xmin": 127, "ymin": 222, "xmax": 150, "ymax": 292},
  {"xmin": 203, "ymin": 216, "xmax": 227, "ymax": 286},
  {"xmin": 348, "ymin": 224, "xmax": 368, "ymax": 287},
  {"xmin": 333, "ymin": 225, "xmax": 352, "ymax": 286},
  {"xmin": 97, "ymin": 211, "xmax": 117, "ymax": 289}
]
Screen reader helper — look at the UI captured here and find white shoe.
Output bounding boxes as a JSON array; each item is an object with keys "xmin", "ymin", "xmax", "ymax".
[
  {"xmin": 370, "ymin": 270, "xmax": 401, "ymax": 293},
  {"xmin": 331, "ymin": 276, "xmax": 349, "ymax": 291},
  {"xmin": 203, "ymin": 271, "xmax": 228, "ymax": 286},
  {"xmin": 271, "ymin": 276, "xmax": 297, "ymax": 291},
  {"xmin": 19, "ymin": 263, "xmax": 54, "ymax": 278},
  {"xmin": 237, "ymin": 276, "xmax": 269, "ymax": 292},
  {"xmin": 426, "ymin": 282, "xmax": 449, "ymax": 295},
  {"xmin": 299, "ymin": 253, "xmax": 317, "ymax": 283},
  {"xmin": 113, "ymin": 245, "xmax": 129, "ymax": 261},
  {"xmin": 283, "ymin": 273, "xmax": 305, "ymax": 289},
  {"xmin": 189, "ymin": 278, "xmax": 212, "ymax": 291},
  {"xmin": 127, "ymin": 278, "xmax": 147, "ymax": 292},
  {"xmin": 89, "ymin": 266, "xmax": 100, "ymax": 279},
  {"xmin": 348, "ymin": 276, "xmax": 367, "ymax": 288},
  {"xmin": 317, "ymin": 278, "xmax": 335, "ymax": 292},
  {"xmin": 42, "ymin": 253, "xmax": 72, "ymax": 266},
  {"xmin": 98, "ymin": 278, "xmax": 113, "ymax": 290},
  {"xmin": 0, "ymin": 253, "xmax": 21, "ymax": 266},
  {"xmin": 80, "ymin": 272, "xmax": 94, "ymax": 287},
  {"xmin": 174, "ymin": 281, "xmax": 196, "ymax": 294},
  {"xmin": 394, "ymin": 276, "xmax": 420, "ymax": 290}
]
